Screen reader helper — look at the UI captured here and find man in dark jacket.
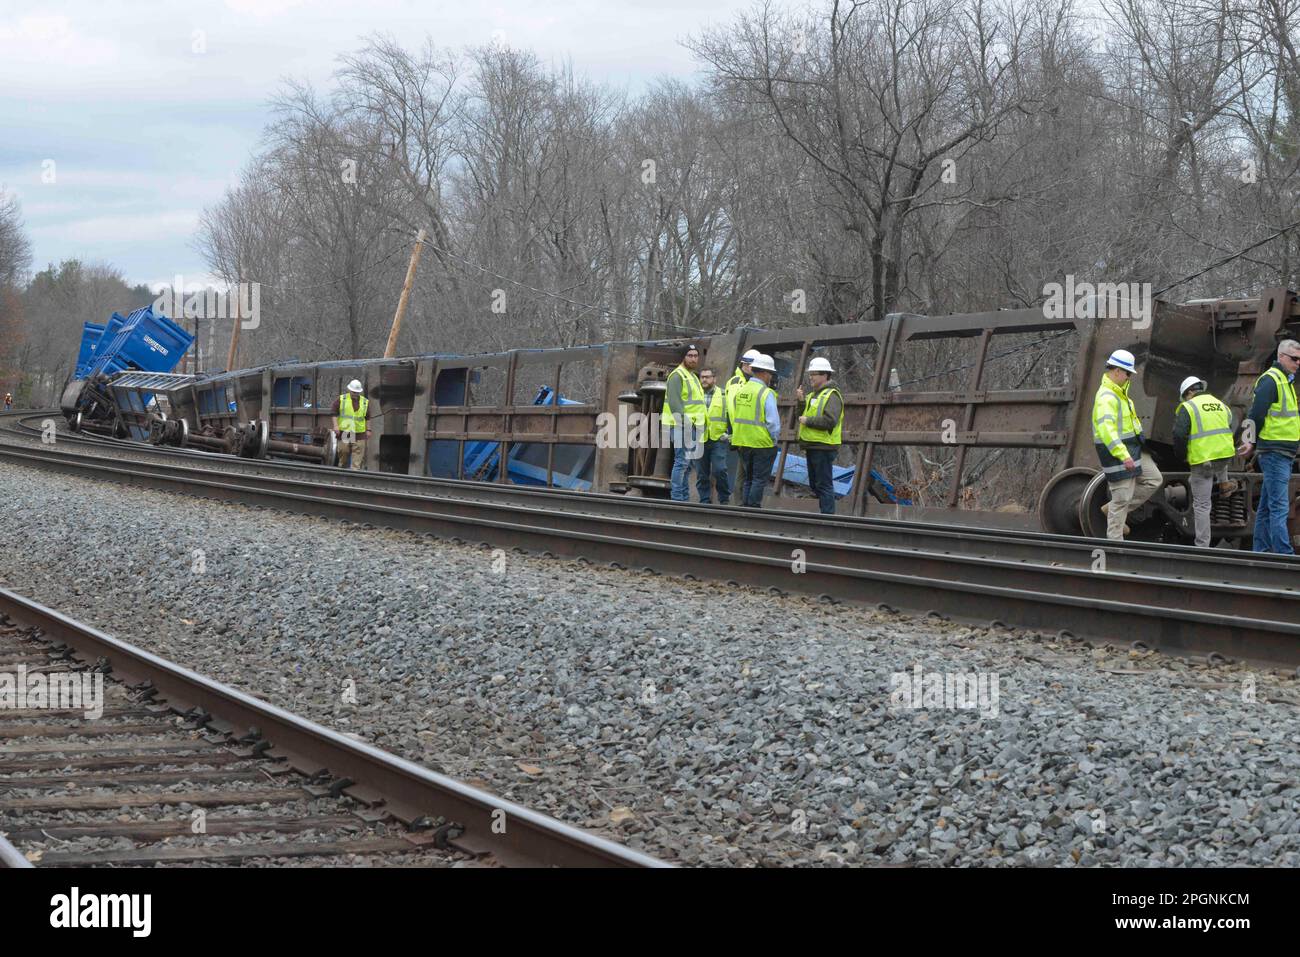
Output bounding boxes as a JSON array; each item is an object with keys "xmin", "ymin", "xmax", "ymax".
[
  {"xmin": 795, "ymin": 357, "xmax": 844, "ymax": 514},
  {"xmin": 1238, "ymin": 340, "xmax": 1300, "ymax": 553}
]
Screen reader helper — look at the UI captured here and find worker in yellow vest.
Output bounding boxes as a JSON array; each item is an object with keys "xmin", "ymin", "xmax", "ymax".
[
  {"xmin": 332, "ymin": 379, "xmax": 374, "ymax": 470},
  {"xmin": 795, "ymin": 356, "xmax": 844, "ymax": 514},
  {"xmin": 728, "ymin": 353, "xmax": 780, "ymax": 507},
  {"xmin": 695, "ymin": 367, "xmax": 732, "ymax": 503},
  {"xmin": 1238, "ymin": 339, "xmax": 1300, "ymax": 553},
  {"xmin": 1173, "ymin": 376, "xmax": 1236, "ymax": 547},
  {"xmin": 725, "ymin": 350, "xmax": 759, "ymax": 400},
  {"xmin": 1092, "ymin": 349, "xmax": 1163, "ymax": 539},
  {"xmin": 660, "ymin": 345, "xmax": 706, "ymax": 501},
  {"xmin": 724, "ymin": 349, "xmax": 760, "ymax": 503}
]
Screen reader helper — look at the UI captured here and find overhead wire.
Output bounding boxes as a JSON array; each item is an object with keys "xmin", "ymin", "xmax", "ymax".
[{"xmin": 1154, "ymin": 218, "xmax": 1300, "ymax": 298}]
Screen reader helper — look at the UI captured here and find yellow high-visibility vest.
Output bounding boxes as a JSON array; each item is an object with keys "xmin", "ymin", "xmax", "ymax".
[
  {"xmin": 659, "ymin": 365, "xmax": 706, "ymax": 428},
  {"xmin": 730, "ymin": 379, "xmax": 775, "ymax": 449},
  {"xmin": 1091, "ymin": 375, "xmax": 1142, "ymax": 480},
  {"xmin": 704, "ymin": 388, "xmax": 728, "ymax": 442},
  {"xmin": 1256, "ymin": 367, "xmax": 1300, "ymax": 443},
  {"xmin": 338, "ymin": 394, "xmax": 368, "ymax": 434},
  {"xmin": 798, "ymin": 387, "xmax": 843, "ymax": 446},
  {"xmin": 1178, "ymin": 394, "xmax": 1234, "ymax": 465}
]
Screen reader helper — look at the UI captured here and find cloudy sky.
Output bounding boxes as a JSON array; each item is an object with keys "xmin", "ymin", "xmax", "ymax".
[{"xmin": 0, "ymin": 0, "xmax": 751, "ymax": 289}]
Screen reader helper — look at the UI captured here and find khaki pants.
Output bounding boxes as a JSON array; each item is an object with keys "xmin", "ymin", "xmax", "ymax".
[
  {"xmin": 1188, "ymin": 460, "xmax": 1229, "ymax": 548},
  {"xmin": 1106, "ymin": 454, "xmax": 1163, "ymax": 539},
  {"xmin": 338, "ymin": 437, "xmax": 366, "ymax": 470}
]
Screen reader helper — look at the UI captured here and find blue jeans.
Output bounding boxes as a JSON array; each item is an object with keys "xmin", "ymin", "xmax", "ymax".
[
  {"xmin": 805, "ymin": 447, "xmax": 837, "ymax": 514},
  {"xmin": 1253, "ymin": 451, "xmax": 1295, "ymax": 554},
  {"xmin": 669, "ymin": 424, "xmax": 701, "ymax": 502},
  {"xmin": 696, "ymin": 439, "xmax": 732, "ymax": 503},
  {"xmin": 739, "ymin": 447, "xmax": 778, "ymax": 507}
]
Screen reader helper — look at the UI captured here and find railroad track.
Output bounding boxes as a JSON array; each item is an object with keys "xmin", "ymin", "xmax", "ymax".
[
  {"xmin": 0, "ymin": 586, "xmax": 663, "ymax": 868},
  {"xmin": 3, "ymin": 411, "xmax": 1300, "ymax": 666},
  {"xmin": 8, "ymin": 409, "xmax": 1299, "ymax": 581}
]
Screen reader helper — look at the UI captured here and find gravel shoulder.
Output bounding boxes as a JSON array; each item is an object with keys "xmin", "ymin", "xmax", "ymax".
[{"xmin": 1, "ymin": 459, "xmax": 1298, "ymax": 866}]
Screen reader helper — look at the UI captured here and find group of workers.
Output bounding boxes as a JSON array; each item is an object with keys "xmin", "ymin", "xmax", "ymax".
[
  {"xmin": 1092, "ymin": 342, "xmax": 1300, "ymax": 553},
  {"xmin": 661, "ymin": 345, "xmax": 845, "ymax": 512},
  {"xmin": 328, "ymin": 340, "xmax": 1299, "ymax": 552}
]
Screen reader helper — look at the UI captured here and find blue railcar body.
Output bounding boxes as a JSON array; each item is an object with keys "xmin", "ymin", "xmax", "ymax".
[
  {"xmin": 79, "ymin": 305, "xmax": 194, "ymax": 381},
  {"xmin": 74, "ymin": 322, "xmax": 106, "ymax": 377}
]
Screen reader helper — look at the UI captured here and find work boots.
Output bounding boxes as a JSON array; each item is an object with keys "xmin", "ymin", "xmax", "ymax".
[{"xmin": 1102, "ymin": 501, "xmax": 1132, "ymax": 536}]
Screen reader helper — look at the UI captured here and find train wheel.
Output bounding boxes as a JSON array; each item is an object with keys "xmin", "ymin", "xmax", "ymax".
[
  {"xmin": 1037, "ymin": 467, "xmax": 1097, "ymax": 535},
  {"xmin": 321, "ymin": 430, "xmax": 338, "ymax": 467},
  {"xmin": 1077, "ymin": 472, "xmax": 1189, "ymax": 543}
]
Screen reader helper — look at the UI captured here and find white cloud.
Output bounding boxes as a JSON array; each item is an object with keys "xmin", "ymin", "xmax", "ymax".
[
  {"xmin": 30, "ymin": 209, "xmax": 199, "ymax": 244},
  {"xmin": 221, "ymin": 0, "xmax": 310, "ymax": 17},
  {"xmin": 140, "ymin": 272, "xmax": 227, "ymax": 293},
  {"xmin": 0, "ymin": 12, "xmax": 119, "ymax": 70},
  {"xmin": 5, "ymin": 0, "xmax": 756, "ymax": 283}
]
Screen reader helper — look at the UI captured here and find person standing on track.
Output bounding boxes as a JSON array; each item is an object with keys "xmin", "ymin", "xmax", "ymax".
[
  {"xmin": 724, "ymin": 349, "xmax": 760, "ymax": 503},
  {"xmin": 1092, "ymin": 349, "xmax": 1163, "ymax": 540},
  {"xmin": 660, "ymin": 344, "xmax": 707, "ymax": 502},
  {"xmin": 1238, "ymin": 339, "xmax": 1300, "ymax": 554},
  {"xmin": 728, "ymin": 353, "xmax": 781, "ymax": 507},
  {"xmin": 795, "ymin": 357, "xmax": 844, "ymax": 515},
  {"xmin": 696, "ymin": 367, "xmax": 732, "ymax": 504},
  {"xmin": 1172, "ymin": 376, "xmax": 1236, "ymax": 548},
  {"xmin": 332, "ymin": 379, "xmax": 376, "ymax": 470},
  {"xmin": 2, "ymin": 393, "xmax": 11, "ymax": 411}
]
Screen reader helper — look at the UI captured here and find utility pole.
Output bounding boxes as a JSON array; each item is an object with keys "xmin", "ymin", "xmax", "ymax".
[
  {"xmin": 226, "ymin": 273, "xmax": 243, "ymax": 372},
  {"xmin": 385, "ymin": 229, "xmax": 427, "ymax": 359}
]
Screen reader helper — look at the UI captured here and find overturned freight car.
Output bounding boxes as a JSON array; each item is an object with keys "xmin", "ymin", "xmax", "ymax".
[{"xmin": 63, "ymin": 287, "xmax": 1300, "ymax": 547}]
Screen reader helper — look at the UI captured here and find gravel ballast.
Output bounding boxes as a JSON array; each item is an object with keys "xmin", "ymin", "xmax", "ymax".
[{"xmin": 1, "ymin": 457, "xmax": 1298, "ymax": 866}]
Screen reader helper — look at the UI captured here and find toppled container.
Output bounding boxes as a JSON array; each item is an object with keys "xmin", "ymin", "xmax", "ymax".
[
  {"xmin": 85, "ymin": 305, "xmax": 194, "ymax": 379},
  {"xmin": 74, "ymin": 322, "xmax": 106, "ymax": 378}
]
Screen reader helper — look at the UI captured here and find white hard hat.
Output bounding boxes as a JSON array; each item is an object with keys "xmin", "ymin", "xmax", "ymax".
[
  {"xmin": 1106, "ymin": 349, "xmax": 1137, "ymax": 372},
  {"xmin": 807, "ymin": 357, "xmax": 834, "ymax": 374},
  {"xmin": 347, "ymin": 379, "xmax": 364, "ymax": 393},
  {"xmin": 740, "ymin": 349, "xmax": 760, "ymax": 365},
  {"xmin": 1179, "ymin": 375, "xmax": 1207, "ymax": 397},
  {"xmin": 749, "ymin": 353, "xmax": 776, "ymax": 373}
]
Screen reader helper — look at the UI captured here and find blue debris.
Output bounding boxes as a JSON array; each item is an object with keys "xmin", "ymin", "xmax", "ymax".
[
  {"xmin": 774, "ymin": 452, "xmax": 911, "ymax": 505},
  {"xmin": 76, "ymin": 305, "xmax": 194, "ymax": 380},
  {"xmin": 453, "ymin": 386, "xmax": 594, "ymax": 490}
]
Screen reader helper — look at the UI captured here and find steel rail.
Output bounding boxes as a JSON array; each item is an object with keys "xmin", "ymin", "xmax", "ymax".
[
  {"xmin": 0, "ymin": 832, "xmax": 34, "ymax": 869},
  {"xmin": 4, "ymin": 412, "xmax": 1299, "ymax": 590},
  {"xmin": 0, "ymin": 586, "xmax": 665, "ymax": 869},
  {"xmin": 0, "ymin": 443, "xmax": 1297, "ymax": 666}
]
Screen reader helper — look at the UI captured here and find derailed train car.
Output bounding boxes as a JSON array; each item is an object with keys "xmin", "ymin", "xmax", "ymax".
[{"xmin": 62, "ymin": 287, "xmax": 1300, "ymax": 546}]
